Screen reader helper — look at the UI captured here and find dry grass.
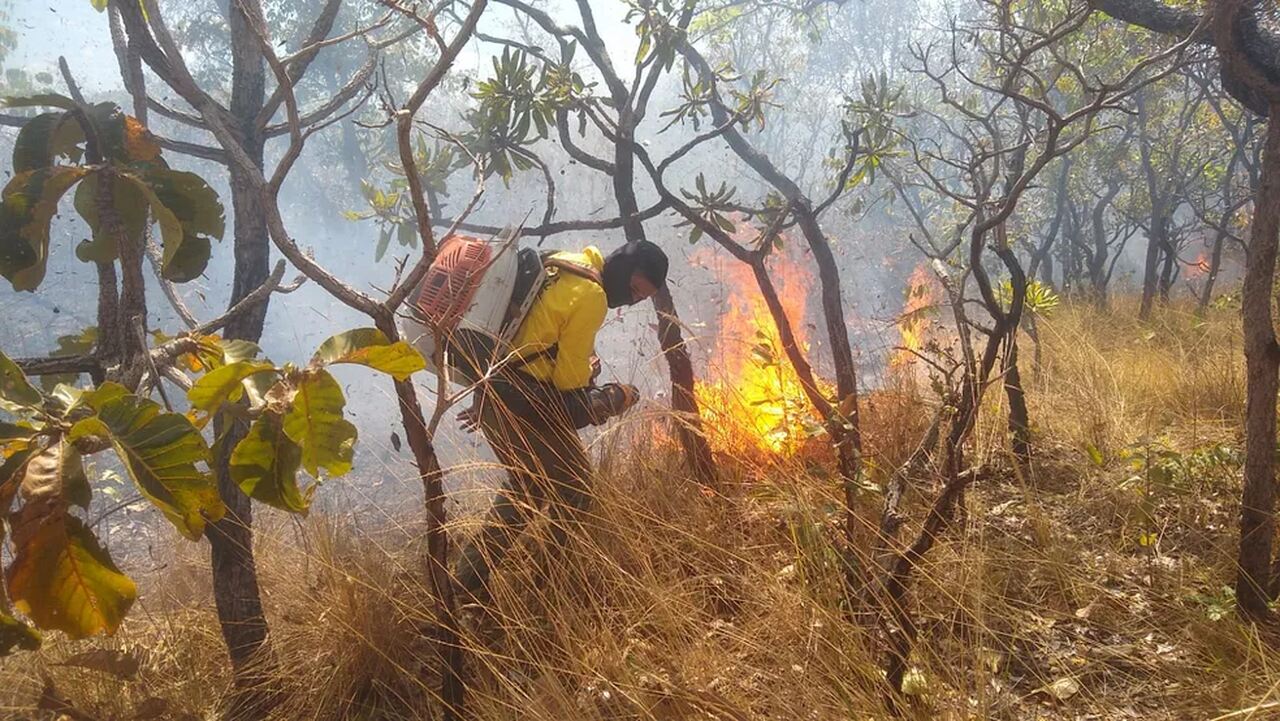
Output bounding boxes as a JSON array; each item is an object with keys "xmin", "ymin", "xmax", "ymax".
[{"xmin": 4, "ymin": 299, "xmax": 1280, "ymax": 721}]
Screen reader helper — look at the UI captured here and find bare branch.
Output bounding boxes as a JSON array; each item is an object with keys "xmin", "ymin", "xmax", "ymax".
[
  {"xmin": 394, "ymin": 0, "xmax": 490, "ymax": 266},
  {"xmin": 12, "ymin": 355, "xmax": 102, "ymax": 377},
  {"xmin": 192, "ymin": 260, "xmax": 299, "ymax": 337},
  {"xmin": 254, "ymin": 0, "xmax": 342, "ymax": 129},
  {"xmin": 262, "ymin": 49, "xmax": 380, "ymax": 138},
  {"xmin": 145, "ymin": 242, "xmax": 199, "ymax": 330}
]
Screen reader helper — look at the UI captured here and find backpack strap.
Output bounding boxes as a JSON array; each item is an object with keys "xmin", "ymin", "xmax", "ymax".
[
  {"xmin": 543, "ymin": 255, "xmax": 603, "ymax": 287},
  {"xmin": 506, "ymin": 253, "xmax": 600, "ymax": 375}
]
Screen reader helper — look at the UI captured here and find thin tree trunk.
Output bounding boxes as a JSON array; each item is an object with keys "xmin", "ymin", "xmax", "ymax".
[
  {"xmin": 1139, "ymin": 222, "xmax": 1163, "ymax": 320},
  {"xmin": 1040, "ymin": 249, "xmax": 1056, "ymax": 289},
  {"xmin": 883, "ymin": 226, "xmax": 1024, "ymax": 701},
  {"xmin": 613, "ymin": 112, "xmax": 715, "ymax": 484},
  {"xmin": 205, "ymin": 4, "xmax": 276, "ymax": 718},
  {"xmin": 796, "ymin": 206, "xmax": 864, "ymax": 527},
  {"xmin": 1090, "ymin": 183, "xmax": 1122, "ymax": 312},
  {"xmin": 1237, "ymin": 105, "xmax": 1280, "ymax": 619},
  {"xmin": 1004, "ymin": 338, "xmax": 1031, "ymax": 473},
  {"xmin": 1199, "ymin": 144, "xmax": 1244, "ymax": 315},
  {"xmin": 1158, "ymin": 229, "xmax": 1179, "ymax": 304},
  {"xmin": 1029, "ymin": 158, "xmax": 1070, "ymax": 289},
  {"xmin": 375, "ymin": 306, "xmax": 463, "ymax": 716},
  {"xmin": 1137, "ymin": 90, "xmax": 1163, "ymax": 321},
  {"xmin": 653, "ymin": 287, "xmax": 716, "ymax": 482},
  {"xmin": 1198, "ymin": 229, "xmax": 1228, "ymax": 315}
]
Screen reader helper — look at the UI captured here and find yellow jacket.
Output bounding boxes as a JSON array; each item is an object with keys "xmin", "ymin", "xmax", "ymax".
[{"xmin": 511, "ymin": 246, "xmax": 607, "ymax": 391}]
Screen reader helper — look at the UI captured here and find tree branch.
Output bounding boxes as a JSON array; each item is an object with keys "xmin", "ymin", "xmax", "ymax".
[
  {"xmin": 387, "ymin": 0, "xmax": 489, "ymax": 307},
  {"xmin": 254, "ymin": 0, "xmax": 342, "ymax": 129}
]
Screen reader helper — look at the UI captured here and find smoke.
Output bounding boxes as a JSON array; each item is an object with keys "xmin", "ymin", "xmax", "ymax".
[{"xmin": 0, "ymin": 0, "xmax": 1215, "ymax": 515}]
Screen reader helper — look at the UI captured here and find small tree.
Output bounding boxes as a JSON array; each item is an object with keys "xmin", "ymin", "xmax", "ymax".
[{"xmin": 872, "ymin": 0, "xmax": 1192, "ymax": 703}]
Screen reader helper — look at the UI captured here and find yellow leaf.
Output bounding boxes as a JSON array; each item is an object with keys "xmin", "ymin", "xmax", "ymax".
[
  {"xmin": 122, "ymin": 116, "xmax": 160, "ymax": 162},
  {"xmin": 7, "ymin": 513, "xmax": 136, "ymax": 639}
]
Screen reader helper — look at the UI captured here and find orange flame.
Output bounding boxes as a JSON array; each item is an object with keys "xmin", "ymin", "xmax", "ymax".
[
  {"xmin": 693, "ymin": 240, "xmax": 819, "ymax": 457},
  {"xmin": 893, "ymin": 264, "xmax": 940, "ymax": 368},
  {"xmin": 1186, "ymin": 251, "xmax": 1210, "ymax": 279}
]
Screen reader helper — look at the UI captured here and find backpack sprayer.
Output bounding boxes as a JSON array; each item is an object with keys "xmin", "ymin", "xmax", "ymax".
[
  {"xmin": 399, "ymin": 224, "xmax": 539, "ymax": 386},
  {"xmin": 399, "ymin": 225, "xmax": 637, "ymax": 427}
]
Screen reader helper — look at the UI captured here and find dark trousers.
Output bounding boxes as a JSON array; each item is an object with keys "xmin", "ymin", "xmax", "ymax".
[{"xmin": 453, "ymin": 374, "xmax": 592, "ymax": 605}]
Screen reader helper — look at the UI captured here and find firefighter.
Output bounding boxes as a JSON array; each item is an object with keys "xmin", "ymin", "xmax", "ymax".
[{"xmin": 453, "ymin": 239, "xmax": 669, "ymax": 613}]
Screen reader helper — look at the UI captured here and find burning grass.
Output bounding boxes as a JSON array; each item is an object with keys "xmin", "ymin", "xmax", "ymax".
[{"xmin": 2, "ymin": 299, "xmax": 1276, "ymax": 720}]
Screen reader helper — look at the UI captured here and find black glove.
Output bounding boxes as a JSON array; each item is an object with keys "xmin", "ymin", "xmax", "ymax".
[{"xmin": 587, "ymin": 383, "xmax": 639, "ymax": 426}]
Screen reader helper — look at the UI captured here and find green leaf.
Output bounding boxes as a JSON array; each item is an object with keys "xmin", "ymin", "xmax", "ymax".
[
  {"xmin": 163, "ymin": 232, "xmax": 210, "ymax": 282},
  {"xmin": 141, "ymin": 168, "xmax": 224, "ymax": 240},
  {"xmin": 231, "ymin": 413, "xmax": 311, "ymax": 515},
  {"xmin": 282, "ymin": 369, "xmax": 357, "ymax": 477},
  {"xmin": 0, "ymin": 166, "xmax": 92, "ymax": 291},
  {"xmin": 39, "ymin": 327, "xmax": 98, "ymax": 392},
  {"xmin": 73, "ymin": 173, "xmax": 148, "ymax": 264},
  {"xmin": 76, "ymin": 394, "xmax": 225, "ymax": 539},
  {"xmin": 7, "ymin": 438, "xmax": 126, "ymax": 640},
  {"xmin": 47, "ymin": 384, "xmax": 84, "ymax": 413},
  {"xmin": 0, "ymin": 421, "xmax": 36, "ymax": 443},
  {"xmin": 1, "ymin": 446, "xmax": 35, "ymax": 496},
  {"xmin": 397, "ymin": 220, "xmax": 416, "ymax": 249},
  {"xmin": 0, "ymin": 350, "xmax": 42, "ymax": 411},
  {"xmin": 311, "ymin": 328, "xmax": 426, "ymax": 381},
  {"xmin": 6, "ymin": 514, "xmax": 136, "ymax": 639},
  {"xmin": 12, "ymin": 112, "xmax": 83, "ymax": 172},
  {"xmin": 78, "ymin": 381, "xmax": 129, "ymax": 412},
  {"xmin": 117, "ymin": 172, "xmax": 213, "ymax": 283},
  {"xmin": 11, "ymin": 113, "xmax": 59, "ymax": 173},
  {"xmin": 187, "ymin": 360, "xmax": 277, "ymax": 413},
  {"xmin": 190, "ymin": 336, "xmax": 262, "ymax": 372},
  {"xmin": 375, "ymin": 225, "xmax": 392, "ymax": 262},
  {"xmin": 90, "ymin": 0, "xmax": 109, "ymax": 11},
  {"xmin": 0, "ymin": 612, "xmax": 42, "ymax": 656},
  {"xmin": 636, "ymin": 31, "xmax": 652, "ymax": 65}
]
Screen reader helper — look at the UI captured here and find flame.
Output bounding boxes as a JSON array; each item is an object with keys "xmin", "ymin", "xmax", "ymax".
[
  {"xmin": 1186, "ymin": 251, "xmax": 1210, "ymax": 279},
  {"xmin": 893, "ymin": 264, "xmax": 940, "ymax": 368},
  {"xmin": 693, "ymin": 239, "xmax": 819, "ymax": 457}
]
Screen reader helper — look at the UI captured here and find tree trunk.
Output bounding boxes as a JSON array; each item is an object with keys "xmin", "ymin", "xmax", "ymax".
[
  {"xmin": 1089, "ymin": 183, "xmax": 1121, "ymax": 312},
  {"xmin": 795, "ymin": 206, "xmax": 864, "ymax": 543},
  {"xmin": 1003, "ymin": 338, "xmax": 1031, "ymax": 473},
  {"xmin": 653, "ymin": 286, "xmax": 715, "ymax": 483},
  {"xmin": 1198, "ymin": 228, "xmax": 1228, "ymax": 315},
  {"xmin": 375, "ymin": 304, "xmax": 463, "ymax": 717},
  {"xmin": 614, "ymin": 114, "xmax": 716, "ymax": 484},
  {"xmin": 884, "ymin": 225, "xmax": 1020, "ymax": 701},
  {"xmin": 1139, "ymin": 221, "xmax": 1163, "ymax": 320},
  {"xmin": 1198, "ymin": 146, "xmax": 1243, "ymax": 316},
  {"xmin": 205, "ymin": 4, "xmax": 276, "ymax": 718},
  {"xmin": 1137, "ymin": 90, "xmax": 1163, "ymax": 321},
  {"xmin": 1029, "ymin": 158, "xmax": 1070, "ymax": 291},
  {"xmin": 1237, "ymin": 106, "xmax": 1280, "ymax": 619},
  {"xmin": 1040, "ymin": 249, "xmax": 1056, "ymax": 289},
  {"xmin": 1158, "ymin": 227, "xmax": 1179, "ymax": 304},
  {"xmin": 1061, "ymin": 206, "xmax": 1083, "ymax": 297}
]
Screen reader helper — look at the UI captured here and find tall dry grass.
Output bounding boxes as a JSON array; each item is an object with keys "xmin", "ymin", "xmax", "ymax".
[{"xmin": 3, "ymin": 299, "xmax": 1279, "ymax": 721}]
